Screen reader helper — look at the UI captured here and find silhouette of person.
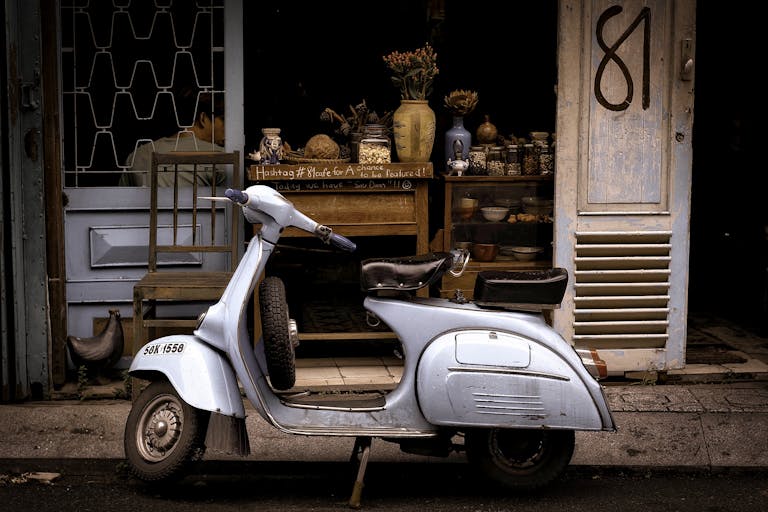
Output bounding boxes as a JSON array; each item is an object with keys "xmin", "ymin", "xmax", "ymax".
[{"xmin": 120, "ymin": 89, "xmax": 226, "ymax": 186}]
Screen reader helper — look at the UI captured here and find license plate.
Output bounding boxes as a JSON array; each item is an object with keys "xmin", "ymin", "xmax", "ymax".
[{"xmin": 142, "ymin": 342, "xmax": 186, "ymax": 356}]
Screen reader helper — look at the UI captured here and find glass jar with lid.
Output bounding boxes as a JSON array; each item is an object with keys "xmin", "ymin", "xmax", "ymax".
[
  {"xmin": 487, "ymin": 146, "xmax": 505, "ymax": 176},
  {"xmin": 522, "ymin": 143, "xmax": 538, "ymax": 175},
  {"xmin": 359, "ymin": 124, "xmax": 391, "ymax": 164},
  {"xmin": 468, "ymin": 145, "xmax": 488, "ymax": 175},
  {"xmin": 538, "ymin": 144, "xmax": 554, "ymax": 175},
  {"xmin": 349, "ymin": 131, "xmax": 363, "ymax": 163},
  {"xmin": 505, "ymin": 144, "xmax": 521, "ymax": 175}
]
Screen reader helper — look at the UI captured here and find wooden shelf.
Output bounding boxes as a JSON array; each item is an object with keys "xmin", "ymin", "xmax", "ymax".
[
  {"xmin": 441, "ymin": 173, "xmax": 555, "ymax": 299},
  {"xmin": 443, "ymin": 174, "xmax": 554, "ymax": 183}
]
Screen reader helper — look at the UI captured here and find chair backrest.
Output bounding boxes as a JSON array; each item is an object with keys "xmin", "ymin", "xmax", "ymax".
[{"xmin": 148, "ymin": 151, "xmax": 240, "ymax": 273}]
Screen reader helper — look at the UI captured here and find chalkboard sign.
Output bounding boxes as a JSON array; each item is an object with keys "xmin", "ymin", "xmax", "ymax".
[
  {"xmin": 248, "ymin": 162, "xmax": 433, "ymax": 182},
  {"xmin": 264, "ymin": 179, "xmax": 421, "ymax": 193}
]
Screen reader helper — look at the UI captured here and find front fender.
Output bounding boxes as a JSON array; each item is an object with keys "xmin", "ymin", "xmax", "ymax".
[{"xmin": 130, "ymin": 335, "xmax": 245, "ymax": 418}]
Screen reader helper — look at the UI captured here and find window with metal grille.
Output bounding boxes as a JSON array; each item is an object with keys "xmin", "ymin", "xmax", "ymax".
[{"xmin": 60, "ymin": 0, "xmax": 225, "ymax": 187}]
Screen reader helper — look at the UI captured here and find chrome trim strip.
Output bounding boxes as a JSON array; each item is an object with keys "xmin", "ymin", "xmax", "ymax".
[
  {"xmin": 447, "ymin": 366, "xmax": 570, "ymax": 381},
  {"xmin": 281, "ymin": 402, "xmax": 385, "ymax": 413}
]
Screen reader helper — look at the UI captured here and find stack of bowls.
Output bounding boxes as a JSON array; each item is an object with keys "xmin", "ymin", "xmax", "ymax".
[
  {"xmin": 494, "ymin": 197, "xmax": 521, "ymax": 213},
  {"xmin": 521, "ymin": 196, "xmax": 554, "ymax": 216}
]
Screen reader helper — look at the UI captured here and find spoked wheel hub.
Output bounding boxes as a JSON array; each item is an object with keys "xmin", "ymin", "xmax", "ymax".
[{"xmin": 137, "ymin": 396, "xmax": 184, "ymax": 461}]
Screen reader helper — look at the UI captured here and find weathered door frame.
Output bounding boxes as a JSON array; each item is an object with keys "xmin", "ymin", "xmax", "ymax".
[
  {"xmin": 554, "ymin": 0, "xmax": 696, "ymax": 375},
  {"xmin": 1, "ymin": 0, "xmax": 52, "ymax": 399}
]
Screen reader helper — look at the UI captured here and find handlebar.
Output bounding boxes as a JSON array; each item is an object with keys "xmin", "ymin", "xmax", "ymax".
[
  {"xmin": 330, "ymin": 232, "xmax": 357, "ymax": 252},
  {"xmin": 226, "ymin": 187, "xmax": 356, "ymax": 253},
  {"xmin": 225, "ymin": 188, "xmax": 248, "ymax": 204}
]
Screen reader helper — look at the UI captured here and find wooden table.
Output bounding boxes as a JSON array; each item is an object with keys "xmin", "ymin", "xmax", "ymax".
[
  {"xmin": 247, "ymin": 162, "xmax": 434, "ymax": 341},
  {"xmin": 247, "ymin": 162, "xmax": 433, "ymax": 252}
]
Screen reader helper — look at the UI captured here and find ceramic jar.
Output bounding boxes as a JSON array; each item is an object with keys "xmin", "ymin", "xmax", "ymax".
[
  {"xmin": 392, "ymin": 100, "xmax": 436, "ymax": 162},
  {"xmin": 476, "ymin": 114, "xmax": 498, "ymax": 145},
  {"xmin": 259, "ymin": 128, "xmax": 284, "ymax": 164},
  {"xmin": 444, "ymin": 116, "xmax": 471, "ymax": 164}
]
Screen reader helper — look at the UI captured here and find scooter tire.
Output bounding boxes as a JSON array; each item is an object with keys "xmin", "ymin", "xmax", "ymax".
[
  {"xmin": 124, "ymin": 380, "xmax": 208, "ymax": 482},
  {"xmin": 464, "ymin": 428, "xmax": 575, "ymax": 491},
  {"xmin": 259, "ymin": 276, "xmax": 296, "ymax": 390}
]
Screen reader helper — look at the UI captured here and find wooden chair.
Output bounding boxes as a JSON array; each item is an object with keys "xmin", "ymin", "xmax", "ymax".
[{"xmin": 132, "ymin": 151, "xmax": 241, "ymax": 357}]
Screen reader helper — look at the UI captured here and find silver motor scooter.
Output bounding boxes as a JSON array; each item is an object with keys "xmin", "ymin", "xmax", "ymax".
[{"xmin": 124, "ymin": 184, "xmax": 615, "ymax": 501}]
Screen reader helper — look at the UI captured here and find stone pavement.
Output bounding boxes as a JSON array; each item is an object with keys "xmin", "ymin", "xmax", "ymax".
[{"xmin": 0, "ymin": 382, "xmax": 766, "ymax": 470}]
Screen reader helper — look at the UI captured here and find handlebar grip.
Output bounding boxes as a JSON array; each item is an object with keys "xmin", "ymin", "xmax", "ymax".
[
  {"xmin": 330, "ymin": 233, "xmax": 357, "ymax": 252},
  {"xmin": 225, "ymin": 188, "xmax": 248, "ymax": 204}
]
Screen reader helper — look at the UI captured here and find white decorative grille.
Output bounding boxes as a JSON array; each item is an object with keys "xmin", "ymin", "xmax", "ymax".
[{"xmin": 60, "ymin": 0, "xmax": 225, "ymax": 187}]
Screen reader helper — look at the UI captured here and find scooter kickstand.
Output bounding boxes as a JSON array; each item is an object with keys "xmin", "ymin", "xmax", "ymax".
[{"xmin": 348, "ymin": 436, "xmax": 372, "ymax": 509}]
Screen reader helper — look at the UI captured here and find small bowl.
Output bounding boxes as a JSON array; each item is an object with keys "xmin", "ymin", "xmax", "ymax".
[
  {"xmin": 521, "ymin": 196, "xmax": 554, "ymax": 216},
  {"xmin": 456, "ymin": 206, "xmax": 477, "ymax": 220},
  {"xmin": 529, "ymin": 131, "xmax": 550, "ymax": 141},
  {"xmin": 521, "ymin": 196, "xmax": 553, "ymax": 206},
  {"xmin": 471, "ymin": 243, "xmax": 499, "ymax": 262},
  {"xmin": 481, "ymin": 206, "xmax": 509, "ymax": 222},
  {"xmin": 509, "ymin": 246, "xmax": 544, "ymax": 262}
]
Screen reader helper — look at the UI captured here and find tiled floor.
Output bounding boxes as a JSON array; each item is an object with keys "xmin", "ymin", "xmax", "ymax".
[
  {"xmin": 292, "ymin": 356, "xmax": 404, "ymax": 392},
  {"xmin": 289, "ymin": 312, "xmax": 768, "ymax": 391}
]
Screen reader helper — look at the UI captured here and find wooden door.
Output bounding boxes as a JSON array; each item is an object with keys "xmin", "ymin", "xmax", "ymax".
[
  {"xmin": 59, "ymin": 1, "xmax": 244, "ymax": 366},
  {"xmin": 553, "ymin": 0, "xmax": 696, "ymax": 375}
]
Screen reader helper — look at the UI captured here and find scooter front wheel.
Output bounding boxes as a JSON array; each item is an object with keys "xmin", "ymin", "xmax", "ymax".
[
  {"xmin": 124, "ymin": 380, "xmax": 208, "ymax": 482},
  {"xmin": 465, "ymin": 428, "xmax": 575, "ymax": 491}
]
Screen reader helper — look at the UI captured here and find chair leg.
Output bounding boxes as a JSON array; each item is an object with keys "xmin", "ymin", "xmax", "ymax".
[
  {"xmin": 131, "ymin": 290, "xmax": 148, "ymax": 401},
  {"xmin": 132, "ymin": 290, "xmax": 145, "ymax": 356},
  {"xmin": 146, "ymin": 299, "xmax": 158, "ymax": 347}
]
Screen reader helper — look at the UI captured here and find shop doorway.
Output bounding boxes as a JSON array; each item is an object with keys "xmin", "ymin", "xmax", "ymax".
[{"xmin": 688, "ymin": 3, "xmax": 765, "ymax": 336}]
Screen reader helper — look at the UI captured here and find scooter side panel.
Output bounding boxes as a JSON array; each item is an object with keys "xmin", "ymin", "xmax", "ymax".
[
  {"xmin": 417, "ymin": 330, "xmax": 604, "ymax": 430},
  {"xmin": 130, "ymin": 334, "xmax": 246, "ymax": 418}
]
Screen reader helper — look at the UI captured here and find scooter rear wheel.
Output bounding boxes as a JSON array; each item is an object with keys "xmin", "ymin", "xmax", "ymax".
[
  {"xmin": 259, "ymin": 276, "xmax": 297, "ymax": 390},
  {"xmin": 465, "ymin": 428, "xmax": 575, "ymax": 491},
  {"xmin": 124, "ymin": 380, "xmax": 208, "ymax": 482}
]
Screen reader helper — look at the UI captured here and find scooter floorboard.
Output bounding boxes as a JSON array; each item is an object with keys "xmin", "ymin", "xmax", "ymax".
[{"xmin": 277, "ymin": 390, "xmax": 387, "ymax": 409}]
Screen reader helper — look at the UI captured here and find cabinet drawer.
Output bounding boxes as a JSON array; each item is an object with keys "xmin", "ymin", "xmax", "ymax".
[
  {"xmin": 439, "ymin": 260, "xmax": 553, "ymax": 299},
  {"xmin": 439, "ymin": 270, "xmax": 480, "ymax": 298}
]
